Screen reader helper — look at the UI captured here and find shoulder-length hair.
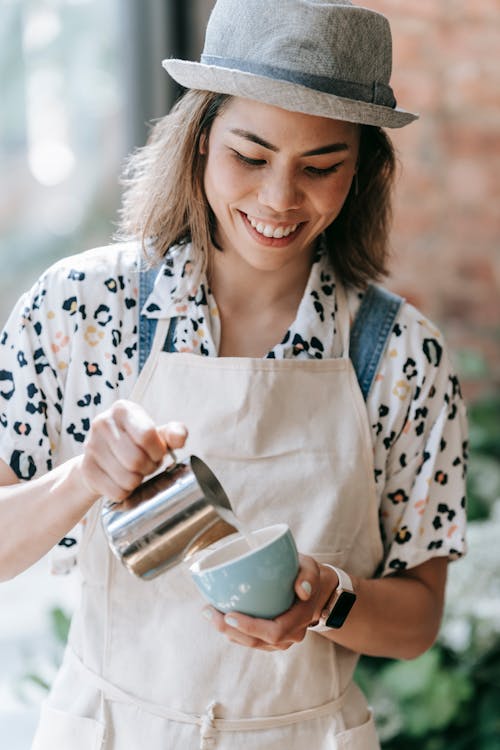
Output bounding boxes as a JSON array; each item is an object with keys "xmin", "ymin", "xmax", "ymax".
[{"xmin": 118, "ymin": 89, "xmax": 396, "ymax": 288}]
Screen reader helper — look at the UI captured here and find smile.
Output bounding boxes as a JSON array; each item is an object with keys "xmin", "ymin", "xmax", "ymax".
[{"xmin": 246, "ymin": 214, "xmax": 300, "ymax": 239}]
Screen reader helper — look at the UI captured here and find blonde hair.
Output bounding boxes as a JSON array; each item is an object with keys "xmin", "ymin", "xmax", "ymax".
[
  {"xmin": 118, "ymin": 89, "xmax": 396, "ymax": 288},
  {"xmin": 118, "ymin": 89, "xmax": 230, "ymax": 276}
]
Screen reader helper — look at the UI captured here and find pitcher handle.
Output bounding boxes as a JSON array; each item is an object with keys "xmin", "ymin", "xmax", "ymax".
[{"xmin": 166, "ymin": 449, "xmax": 177, "ymax": 469}]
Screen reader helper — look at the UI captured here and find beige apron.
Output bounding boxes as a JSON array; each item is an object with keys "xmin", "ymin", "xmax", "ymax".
[{"xmin": 32, "ymin": 283, "xmax": 383, "ymax": 750}]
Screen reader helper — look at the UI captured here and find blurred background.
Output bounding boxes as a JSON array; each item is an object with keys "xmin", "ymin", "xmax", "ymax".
[{"xmin": 0, "ymin": 1, "xmax": 499, "ymax": 747}]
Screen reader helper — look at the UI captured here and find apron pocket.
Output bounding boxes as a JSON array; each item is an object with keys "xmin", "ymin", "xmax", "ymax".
[
  {"xmin": 309, "ymin": 551, "xmax": 350, "ymax": 567},
  {"xmin": 334, "ymin": 709, "xmax": 380, "ymax": 750},
  {"xmin": 31, "ymin": 703, "xmax": 105, "ymax": 750}
]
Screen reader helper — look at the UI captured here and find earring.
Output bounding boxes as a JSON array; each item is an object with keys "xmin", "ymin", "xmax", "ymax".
[{"xmin": 353, "ymin": 172, "xmax": 359, "ymax": 197}]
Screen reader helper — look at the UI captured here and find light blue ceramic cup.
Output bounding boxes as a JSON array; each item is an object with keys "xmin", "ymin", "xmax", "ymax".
[{"xmin": 189, "ymin": 523, "xmax": 299, "ymax": 619}]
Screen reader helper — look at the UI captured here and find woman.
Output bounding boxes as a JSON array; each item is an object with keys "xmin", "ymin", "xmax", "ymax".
[{"xmin": 0, "ymin": 1, "xmax": 467, "ymax": 748}]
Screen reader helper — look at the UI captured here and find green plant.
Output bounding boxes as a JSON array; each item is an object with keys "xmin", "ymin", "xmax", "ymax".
[
  {"xmin": 357, "ymin": 642, "xmax": 500, "ymax": 749},
  {"xmin": 16, "ymin": 607, "xmax": 71, "ymax": 704},
  {"xmin": 466, "ymin": 393, "xmax": 500, "ymax": 521}
]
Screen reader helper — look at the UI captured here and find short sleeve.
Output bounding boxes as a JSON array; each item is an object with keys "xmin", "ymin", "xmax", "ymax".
[
  {"xmin": 0, "ymin": 274, "xmax": 64, "ymax": 480},
  {"xmin": 367, "ymin": 303, "xmax": 468, "ymax": 576},
  {"xmin": 0, "ymin": 244, "xmax": 142, "ymax": 574}
]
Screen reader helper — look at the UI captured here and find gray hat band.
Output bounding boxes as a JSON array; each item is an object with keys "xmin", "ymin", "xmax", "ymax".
[{"xmin": 201, "ymin": 55, "xmax": 397, "ymax": 109}]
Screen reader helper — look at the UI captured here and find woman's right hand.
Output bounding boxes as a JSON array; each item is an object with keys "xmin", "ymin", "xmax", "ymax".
[
  {"xmin": 0, "ymin": 399, "xmax": 188, "ymax": 580},
  {"xmin": 77, "ymin": 400, "xmax": 188, "ymax": 503}
]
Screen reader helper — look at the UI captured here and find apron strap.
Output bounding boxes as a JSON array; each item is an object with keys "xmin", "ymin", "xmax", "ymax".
[
  {"xmin": 350, "ymin": 284, "xmax": 404, "ymax": 401},
  {"xmin": 137, "ymin": 266, "xmax": 404, "ymax": 400},
  {"xmin": 333, "ymin": 280, "xmax": 351, "ymax": 359},
  {"xmin": 65, "ymin": 648, "xmax": 348, "ymax": 742}
]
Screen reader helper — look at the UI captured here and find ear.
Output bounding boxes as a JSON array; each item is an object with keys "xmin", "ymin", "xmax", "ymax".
[{"xmin": 199, "ymin": 132, "xmax": 208, "ymax": 155}]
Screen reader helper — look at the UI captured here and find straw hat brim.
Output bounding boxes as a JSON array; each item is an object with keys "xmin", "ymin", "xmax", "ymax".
[{"xmin": 163, "ymin": 59, "xmax": 418, "ymax": 129}]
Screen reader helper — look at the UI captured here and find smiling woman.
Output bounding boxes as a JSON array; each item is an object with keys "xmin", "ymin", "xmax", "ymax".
[{"xmin": 0, "ymin": 2, "xmax": 467, "ymax": 749}]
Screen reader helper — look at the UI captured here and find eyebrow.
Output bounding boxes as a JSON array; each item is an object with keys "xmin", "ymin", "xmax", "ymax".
[{"xmin": 229, "ymin": 128, "xmax": 350, "ymax": 157}]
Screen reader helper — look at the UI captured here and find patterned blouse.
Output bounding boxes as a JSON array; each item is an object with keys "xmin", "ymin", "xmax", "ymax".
[{"xmin": 0, "ymin": 241, "xmax": 467, "ymax": 576}]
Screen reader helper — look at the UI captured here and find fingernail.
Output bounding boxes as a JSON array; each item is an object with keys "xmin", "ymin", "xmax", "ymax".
[
  {"xmin": 202, "ymin": 608, "xmax": 213, "ymax": 621},
  {"xmin": 225, "ymin": 615, "xmax": 238, "ymax": 628},
  {"xmin": 301, "ymin": 581, "xmax": 312, "ymax": 596}
]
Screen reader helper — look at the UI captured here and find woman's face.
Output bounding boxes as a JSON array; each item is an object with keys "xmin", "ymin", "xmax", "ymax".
[{"xmin": 202, "ymin": 96, "xmax": 360, "ymax": 274}]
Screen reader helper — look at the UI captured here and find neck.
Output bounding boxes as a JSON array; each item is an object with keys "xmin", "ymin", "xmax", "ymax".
[{"xmin": 208, "ymin": 246, "xmax": 314, "ymax": 316}]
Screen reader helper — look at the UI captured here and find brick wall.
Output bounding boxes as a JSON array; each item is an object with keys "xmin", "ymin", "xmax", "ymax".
[{"xmin": 365, "ymin": 1, "xmax": 500, "ymax": 400}]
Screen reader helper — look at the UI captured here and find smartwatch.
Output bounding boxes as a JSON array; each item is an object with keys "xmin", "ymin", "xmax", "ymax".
[{"xmin": 310, "ymin": 566, "xmax": 356, "ymax": 631}]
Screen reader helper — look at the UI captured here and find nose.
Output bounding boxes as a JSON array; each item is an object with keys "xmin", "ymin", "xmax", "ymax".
[{"xmin": 257, "ymin": 168, "xmax": 301, "ymax": 213}]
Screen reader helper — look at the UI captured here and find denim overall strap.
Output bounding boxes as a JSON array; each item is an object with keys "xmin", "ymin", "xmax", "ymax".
[
  {"xmin": 349, "ymin": 284, "xmax": 404, "ymax": 401},
  {"xmin": 138, "ymin": 265, "xmax": 160, "ymax": 374},
  {"xmin": 138, "ymin": 264, "xmax": 179, "ymax": 374}
]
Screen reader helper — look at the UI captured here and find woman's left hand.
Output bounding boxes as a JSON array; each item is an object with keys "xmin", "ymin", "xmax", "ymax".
[{"xmin": 201, "ymin": 555, "xmax": 337, "ymax": 651}]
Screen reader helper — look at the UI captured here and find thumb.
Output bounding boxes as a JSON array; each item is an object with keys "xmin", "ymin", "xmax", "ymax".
[
  {"xmin": 294, "ymin": 554, "xmax": 319, "ymax": 602},
  {"xmin": 157, "ymin": 421, "xmax": 189, "ymax": 451}
]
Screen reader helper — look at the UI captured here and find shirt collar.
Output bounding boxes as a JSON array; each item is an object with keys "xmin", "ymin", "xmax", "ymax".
[
  {"xmin": 140, "ymin": 243, "xmax": 201, "ymax": 320},
  {"xmin": 141, "ymin": 241, "xmax": 341, "ymax": 359},
  {"xmin": 271, "ymin": 243, "xmax": 339, "ymax": 359}
]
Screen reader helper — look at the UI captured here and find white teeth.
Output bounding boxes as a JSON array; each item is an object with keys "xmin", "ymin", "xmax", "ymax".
[{"xmin": 248, "ymin": 216, "xmax": 298, "ymax": 238}]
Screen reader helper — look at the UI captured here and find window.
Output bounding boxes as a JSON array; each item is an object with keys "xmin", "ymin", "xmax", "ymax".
[{"xmin": 0, "ymin": 0, "xmax": 125, "ymax": 326}]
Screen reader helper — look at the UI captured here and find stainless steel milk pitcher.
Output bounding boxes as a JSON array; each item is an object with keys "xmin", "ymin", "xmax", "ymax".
[{"xmin": 101, "ymin": 454, "xmax": 237, "ymax": 580}]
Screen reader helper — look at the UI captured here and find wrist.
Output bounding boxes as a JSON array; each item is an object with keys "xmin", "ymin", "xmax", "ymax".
[
  {"xmin": 309, "ymin": 565, "xmax": 356, "ymax": 632},
  {"xmin": 56, "ymin": 455, "xmax": 101, "ymax": 510},
  {"xmin": 318, "ymin": 563, "xmax": 339, "ymax": 609}
]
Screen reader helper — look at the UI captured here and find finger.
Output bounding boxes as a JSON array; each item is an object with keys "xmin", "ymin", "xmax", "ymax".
[
  {"xmin": 202, "ymin": 608, "xmax": 292, "ymax": 650},
  {"xmin": 157, "ymin": 421, "xmax": 189, "ymax": 451},
  {"xmin": 113, "ymin": 401, "xmax": 168, "ymax": 462},
  {"xmin": 222, "ymin": 610, "xmax": 306, "ymax": 648},
  {"xmin": 202, "ymin": 608, "xmax": 263, "ymax": 648},
  {"xmin": 100, "ymin": 417, "xmax": 162, "ymax": 477}
]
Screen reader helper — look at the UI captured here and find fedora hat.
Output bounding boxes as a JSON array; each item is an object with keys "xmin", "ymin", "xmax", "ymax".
[{"xmin": 163, "ymin": 0, "xmax": 418, "ymax": 129}]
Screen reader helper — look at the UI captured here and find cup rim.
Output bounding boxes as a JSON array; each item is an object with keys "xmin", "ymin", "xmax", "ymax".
[{"xmin": 190, "ymin": 522, "xmax": 291, "ymax": 575}]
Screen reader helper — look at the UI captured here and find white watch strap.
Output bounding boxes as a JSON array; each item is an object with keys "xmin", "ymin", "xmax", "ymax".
[
  {"xmin": 307, "ymin": 565, "xmax": 354, "ymax": 633},
  {"xmin": 323, "ymin": 565, "xmax": 354, "ymax": 593}
]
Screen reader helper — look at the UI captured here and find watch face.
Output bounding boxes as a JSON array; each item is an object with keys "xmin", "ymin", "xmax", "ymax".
[{"xmin": 325, "ymin": 591, "xmax": 356, "ymax": 629}]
